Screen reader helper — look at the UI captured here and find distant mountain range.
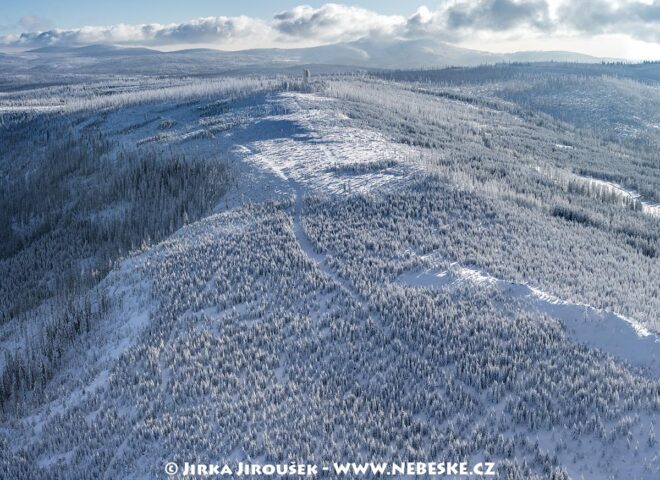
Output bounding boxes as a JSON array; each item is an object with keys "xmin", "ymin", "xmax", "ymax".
[{"xmin": 1, "ymin": 38, "xmax": 616, "ymax": 75}]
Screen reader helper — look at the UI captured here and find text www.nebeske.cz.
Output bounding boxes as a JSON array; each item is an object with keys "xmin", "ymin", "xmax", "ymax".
[{"xmin": 168, "ymin": 461, "xmax": 497, "ymax": 476}]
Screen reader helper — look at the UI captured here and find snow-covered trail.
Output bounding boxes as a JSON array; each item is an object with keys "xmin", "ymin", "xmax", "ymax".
[
  {"xmin": 289, "ymin": 180, "xmax": 364, "ymax": 304},
  {"xmin": 398, "ymin": 264, "xmax": 660, "ymax": 377},
  {"xmin": 575, "ymin": 175, "xmax": 660, "ymax": 218}
]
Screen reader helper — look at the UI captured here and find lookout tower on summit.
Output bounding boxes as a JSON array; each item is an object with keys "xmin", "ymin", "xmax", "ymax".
[{"xmin": 303, "ymin": 69, "xmax": 310, "ymax": 84}]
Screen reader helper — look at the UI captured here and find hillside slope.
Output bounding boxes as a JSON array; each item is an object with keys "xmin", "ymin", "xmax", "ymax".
[
  {"xmin": 0, "ymin": 75, "xmax": 658, "ymax": 479},
  {"xmin": 0, "ymin": 38, "xmax": 609, "ymax": 74}
]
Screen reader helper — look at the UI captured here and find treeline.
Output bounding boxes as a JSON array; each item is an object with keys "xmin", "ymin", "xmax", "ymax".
[
  {"xmin": 0, "ymin": 291, "xmax": 109, "ymax": 411},
  {"xmin": 0, "ymin": 118, "xmax": 230, "ymax": 323},
  {"xmin": 0, "ymin": 113, "xmax": 232, "ymax": 411}
]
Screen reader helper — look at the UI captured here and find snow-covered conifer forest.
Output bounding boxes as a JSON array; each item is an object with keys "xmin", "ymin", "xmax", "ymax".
[{"xmin": 0, "ymin": 61, "xmax": 659, "ymax": 479}]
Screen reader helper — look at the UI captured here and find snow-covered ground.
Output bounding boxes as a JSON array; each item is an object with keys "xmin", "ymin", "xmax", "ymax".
[
  {"xmin": 3, "ymin": 80, "xmax": 659, "ymax": 480},
  {"xmin": 237, "ymin": 93, "xmax": 421, "ymax": 196},
  {"xmin": 96, "ymin": 89, "xmax": 658, "ymax": 379}
]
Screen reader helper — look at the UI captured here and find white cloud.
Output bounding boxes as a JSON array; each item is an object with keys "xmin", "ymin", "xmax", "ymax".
[
  {"xmin": 152, "ymin": 16, "xmax": 270, "ymax": 45},
  {"xmin": 405, "ymin": 1, "xmax": 553, "ymax": 42},
  {"xmin": 4, "ymin": 16, "xmax": 272, "ymax": 49},
  {"xmin": 273, "ymin": 4, "xmax": 406, "ymax": 42},
  {"xmin": 1, "ymin": 4, "xmax": 408, "ymax": 50},
  {"xmin": 558, "ymin": 0, "xmax": 660, "ymax": 43}
]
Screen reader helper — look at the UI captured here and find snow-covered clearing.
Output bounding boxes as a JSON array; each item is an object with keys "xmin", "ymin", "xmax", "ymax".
[
  {"xmin": 397, "ymin": 263, "xmax": 660, "ymax": 377},
  {"xmin": 234, "ymin": 92, "xmax": 422, "ymax": 197}
]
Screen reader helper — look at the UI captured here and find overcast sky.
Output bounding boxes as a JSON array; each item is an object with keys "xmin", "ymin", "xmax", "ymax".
[{"xmin": 1, "ymin": 1, "xmax": 660, "ymax": 60}]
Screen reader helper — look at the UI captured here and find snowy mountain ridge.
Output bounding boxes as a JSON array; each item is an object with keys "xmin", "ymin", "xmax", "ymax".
[
  {"xmin": 0, "ymin": 68, "xmax": 659, "ymax": 479},
  {"xmin": 0, "ymin": 37, "xmax": 613, "ymax": 75}
]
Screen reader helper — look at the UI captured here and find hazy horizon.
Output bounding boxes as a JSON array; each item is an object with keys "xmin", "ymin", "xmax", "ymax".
[{"xmin": 2, "ymin": 1, "xmax": 660, "ymax": 61}]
